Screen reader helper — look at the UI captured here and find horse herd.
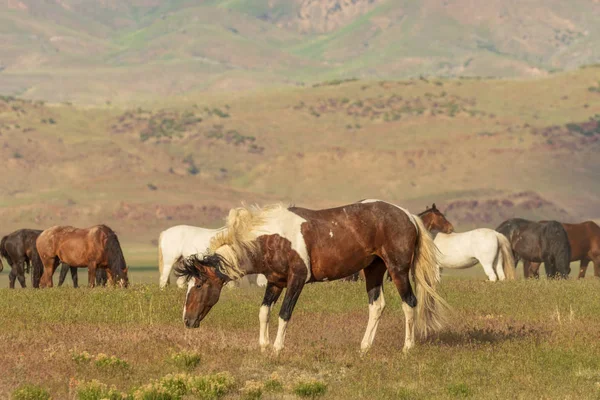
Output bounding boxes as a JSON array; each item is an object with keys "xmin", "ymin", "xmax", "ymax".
[{"xmin": 1, "ymin": 199, "xmax": 599, "ymax": 354}]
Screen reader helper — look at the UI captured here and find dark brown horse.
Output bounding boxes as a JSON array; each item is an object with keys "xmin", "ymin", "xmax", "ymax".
[
  {"xmin": 496, "ymin": 218, "xmax": 571, "ymax": 279},
  {"xmin": 176, "ymin": 200, "xmax": 449, "ymax": 354},
  {"xmin": 524, "ymin": 221, "xmax": 600, "ymax": 279},
  {"xmin": 0, "ymin": 229, "xmax": 82, "ymax": 288},
  {"xmin": 36, "ymin": 225, "xmax": 129, "ymax": 288}
]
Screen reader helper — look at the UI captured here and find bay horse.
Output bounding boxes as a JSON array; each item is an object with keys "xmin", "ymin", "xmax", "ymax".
[
  {"xmin": 496, "ymin": 218, "xmax": 571, "ymax": 279},
  {"xmin": 523, "ymin": 221, "xmax": 600, "ymax": 279},
  {"xmin": 419, "ymin": 204, "xmax": 516, "ymax": 281},
  {"xmin": 0, "ymin": 229, "xmax": 76, "ymax": 288},
  {"xmin": 36, "ymin": 225, "xmax": 129, "ymax": 288},
  {"xmin": 158, "ymin": 225, "xmax": 267, "ymax": 289},
  {"xmin": 176, "ymin": 200, "xmax": 449, "ymax": 354}
]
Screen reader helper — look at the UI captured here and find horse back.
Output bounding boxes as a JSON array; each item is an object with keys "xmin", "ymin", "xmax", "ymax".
[
  {"xmin": 289, "ymin": 201, "xmax": 417, "ymax": 281},
  {"xmin": 560, "ymin": 221, "xmax": 600, "ymax": 260}
]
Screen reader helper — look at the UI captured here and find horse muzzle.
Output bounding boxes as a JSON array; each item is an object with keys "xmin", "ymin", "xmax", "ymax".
[{"xmin": 184, "ymin": 317, "xmax": 201, "ymax": 329}]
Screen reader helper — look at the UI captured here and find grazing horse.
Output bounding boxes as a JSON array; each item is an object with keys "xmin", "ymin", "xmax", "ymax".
[
  {"xmin": 36, "ymin": 225, "xmax": 129, "ymax": 288},
  {"xmin": 419, "ymin": 204, "xmax": 516, "ymax": 281},
  {"xmin": 496, "ymin": 218, "xmax": 571, "ymax": 279},
  {"xmin": 524, "ymin": 221, "xmax": 600, "ymax": 279},
  {"xmin": 158, "ymin": 225, "xmax": 267, "ymax": 289},
  {"xmin": 176, "ymin": 200, "xmax": 449, "ymax": 354},
  {"xmin": 0, "ymin": 229, "xmax": 79, "ymax": 288}
]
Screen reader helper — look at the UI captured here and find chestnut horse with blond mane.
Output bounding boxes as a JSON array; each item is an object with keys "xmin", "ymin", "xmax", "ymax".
[
  {"xmin": 176, "ymin": 200, "xmax": 449, "ymax": 354},
  {"xmin": 36, "ymin": 224, "xmax": 129, "ymax": 288}
]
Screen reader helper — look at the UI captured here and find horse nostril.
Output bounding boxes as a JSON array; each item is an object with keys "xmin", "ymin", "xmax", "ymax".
[{"xmin": 184, "ymin": 318, "xmax": 190, "ymax": 326}]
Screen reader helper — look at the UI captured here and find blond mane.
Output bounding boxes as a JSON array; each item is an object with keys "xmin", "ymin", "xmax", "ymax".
[{"xmin": 209, "ymin": 203, "xmax": 286, "ymax": 279}]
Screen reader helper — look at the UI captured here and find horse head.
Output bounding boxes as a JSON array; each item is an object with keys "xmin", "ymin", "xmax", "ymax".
[
  {"xmin": 176, "ymin": 253, "xmax": 230, "ymax": 328},
  {"xmin": 419, "ymin": 203, "xmax": 455, "ymax": 234}
]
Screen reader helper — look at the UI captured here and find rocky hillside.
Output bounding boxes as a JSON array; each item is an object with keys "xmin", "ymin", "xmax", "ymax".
[{"xmin": 1, "ymin": 0, "xmax": 600, "ymax": 103}]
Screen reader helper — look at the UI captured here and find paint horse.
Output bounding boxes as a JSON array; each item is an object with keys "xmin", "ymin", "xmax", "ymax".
[
  {"xmin": 158, "ymin": 225, "xmax": 267, "ymax": 289},
  {"xmin": 524, "ymin": 221, "xmax": 600, "ymax": 279},
  {"xmin": 36, "ymin": 225, "xmax": 129, "ymax": 288},
  {"xmin": 419, "ymin": 204, "xmax": 516, "ymax": 281},
  {"xmin": 176, "ymin": 200, "xmax": 449, "ymax": 354},
  {"xmin": 496, "ymin": 218, "xmax": 571, "ymax": 279}
]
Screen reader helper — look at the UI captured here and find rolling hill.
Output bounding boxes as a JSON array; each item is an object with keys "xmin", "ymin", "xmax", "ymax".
[
  {"xmin": 1, "ymin": 67, "xmax": 600, "ymax": 264},
  {"xmin": 1, "ymin": 0, "xmax": 600, "ymax": 103}
]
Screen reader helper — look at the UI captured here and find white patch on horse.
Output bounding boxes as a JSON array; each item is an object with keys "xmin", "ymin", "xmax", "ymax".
[
  {"xmin": 255, "ymin": 207, "xmax": 311, "ymax": 283},
  {"xmin": 184, "ymin": 279, "xmax": 194, "ymax": 322},
  {"xmin": 329, "ymin": 230, "xmax": 333, "ymax": 238},
  {"xmin": 360, "ymin": 199, "xmax": 417, "ymax": 229}
]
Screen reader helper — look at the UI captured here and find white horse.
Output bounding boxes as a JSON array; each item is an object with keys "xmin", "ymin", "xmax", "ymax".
[
  {"xmin": 419, "ymin": 205, "xmax": 516, "ymax": 281},
  {"xmin": 158, "ymin": 225, "xmax": 267, "ymax": 288}
]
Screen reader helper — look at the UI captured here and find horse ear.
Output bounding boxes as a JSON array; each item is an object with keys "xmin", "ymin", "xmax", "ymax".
[{"xmin": 432, "ymin": 203, "xmax": 437, "ymax": 210}]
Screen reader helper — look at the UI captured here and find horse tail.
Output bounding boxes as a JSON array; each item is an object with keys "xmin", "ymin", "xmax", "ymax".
[
  {"xmin": 105, "ymin": 229, "xmax": 127, "ymax": 284},
  {"xmin": 411, "ymin": 215, "xmax": 450, "ymax": 338},
  {"xmin": 496, "ymin": 232, "xmax": 516, "ymax": 280},
  {"xmin": 543, "ymin": 222, "xmax": 572, "ymax": 278},
  {"xmin": 30, "ymin": 244, "xmax": 44, "ymax": 288},
  {"xmin": 0, "ymin": 236, "xmax": 9, "ymax": 271},
  {"xmin": 158, "ymin": 230, "xmax": 165, "ymax": 283}
]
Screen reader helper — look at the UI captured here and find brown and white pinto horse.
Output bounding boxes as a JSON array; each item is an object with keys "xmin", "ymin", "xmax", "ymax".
[
  {"xmin": 524, "ymin": 221, "xmax": 600, "ymax": 279},
  {"xmin": 36, "ymin": 225, "xmax": 129, "ymax": 288},
  {"xmin": 176, "ymin": 200, "xmax": 449, "ymax": 354}
]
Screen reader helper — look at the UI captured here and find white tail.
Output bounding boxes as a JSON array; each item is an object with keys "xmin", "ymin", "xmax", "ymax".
[{"xmin": 496, "ymin": 232, "xmax": 516, "ymax": 280}]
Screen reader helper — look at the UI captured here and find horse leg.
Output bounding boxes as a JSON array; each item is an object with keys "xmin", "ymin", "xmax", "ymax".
[
  {"xmin": 88, "ymin": 263, "xmax": 97, "ymax": 288},
  {"xmin": 578, "ymin": 259, "xmax": 590, "ymax": 279},
  {"xmin": 592, "ymin": 256, "xmax": 600, "ymax": 279},
  {"xmin": 58, "ymin": 263, "xmax": 69, "ymax": 287},
  {"xmin": 530, "ymin": 262, "xmax": 541, "ymax": 279},
  {"xmin": 159, "ymin": 254, "xmax": 179, "ymax": 289},
  {"xmin": 273, "ymin": 269, "xmax": 307, "ymax": 354},
  {"xmin": 384, "ymin": 256, "xmax": 416, "ymax": 353},
  {"xmin": 493, "ymin": 250, "xmax": 506, "ymax": 281},
  {"xmin": 480, "ymin": 257, "xmax": 498, "ymax": 282},
  {"xmin": 71, "ymin": 267, "xmax": 79, "ymax": 288},
  {"xmin": 15, "ymin": 259, "xmax": 26, "ymax": 288},
  {"xmin": 8, "ymin": 268, "xmax": 17, "ymax": 289},
  {"xmin": 544, "ymin": 256, "xmax": 557, "ymax": 278},
  {"xmin": 360, "ymin": 258, "xmax": 387, "ymax": 353},
  {"xmin": 259, "ymin": 283, "xmax": 283, "ymax": 352}
]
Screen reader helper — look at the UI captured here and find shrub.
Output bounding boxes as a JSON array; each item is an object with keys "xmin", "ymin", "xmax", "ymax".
[
  {"xmin": 293, "ymin": 381, "xmax": 327, "ymax": 397},
  {"xmin": 170, "ymin": 351, "xmax": 201, "ymax": 370},
  {"xmin": 94, "ymin": 353, "xmax": 129, "ymax": 370},
  {"xmin": 11, "ymin": 384, "xmax": 51, "ymax": 400},
  {"xmin": 71, "ymin": 350, "xmax": 92, "ymax": 364},
  {"xmin": 187, "ymin": 372, "xmax": 236, "ymax": 399},
  {"xmin": 262, "ymin": 379, "xmax": 283, "ymax": 392},
  {"xmin": 75, "ymin": 380, "xmax": 124, "ymax": 400},
  {"xmin": 447, "ymin": 383, "xmax": 472, "ymax": 398}
]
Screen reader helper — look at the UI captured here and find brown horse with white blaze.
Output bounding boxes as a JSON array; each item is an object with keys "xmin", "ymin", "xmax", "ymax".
[
  {"xmin": 36, "ymin": 225, "xmax": 129, "ymax": 288},
  {"xmin": 176, "ymin": 200, "xmax": 449, "ymax": 354}
]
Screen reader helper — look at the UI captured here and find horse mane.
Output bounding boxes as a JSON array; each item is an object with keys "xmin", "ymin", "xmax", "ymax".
[
  {"xmin": 175, "ymin": 253, "xmax": 232, "ymax": 281},
  {"xmin": 207, "ymin": 203, "xmax": 286, "ymax": 280},
  {"xmin": 102, "ymin": 226, "xmax": 127, "ymax": 281}
]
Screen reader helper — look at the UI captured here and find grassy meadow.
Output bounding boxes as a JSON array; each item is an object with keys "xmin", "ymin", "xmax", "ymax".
[{"xmin": 2, "ymin": 268, "xmax": 600, "ymax": 399}]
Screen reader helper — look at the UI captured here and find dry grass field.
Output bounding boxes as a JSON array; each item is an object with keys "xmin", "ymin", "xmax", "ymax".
[{"xmin": 1, "ymin": 274, "xmax": 600, "ymax": 399}]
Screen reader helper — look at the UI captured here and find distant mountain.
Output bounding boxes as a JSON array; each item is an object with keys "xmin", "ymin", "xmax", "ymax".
[{"xmin": 1, "ymin": 0, "xmax": 600, "ymax": 103}]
